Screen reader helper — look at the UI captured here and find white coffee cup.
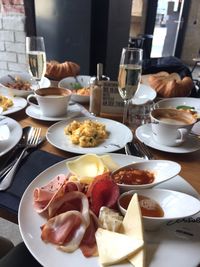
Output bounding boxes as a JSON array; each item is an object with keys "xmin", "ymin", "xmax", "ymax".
[
  {"xmin": 27, "ymin": 87, "xmax": 72, "ymax": 117},
  {"xmin": 150, "ymin": 108, "xmax": 197, "ymax": 146}
]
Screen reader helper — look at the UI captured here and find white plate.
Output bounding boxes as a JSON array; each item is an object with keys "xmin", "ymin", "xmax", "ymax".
[
  {"xmin": 132, "ymin": 84, "xmax": 157, "ymax": 104},
  {"xmin": 0, "ymin": 116, "xmax": 22, "ymax": 156},
  {"xmin": 135, "ymin": 123, "xmax": 200, "ymax": 153},
  {"xmin": 46, "ymin": 117, "xmax": 133, "ymax": 154},
  {"xmin": 113, "ymin": 160, "xmax": 181, "ymax": 191},
  {"xmin": 25, "ymin": 104, "xmax": 81, "ymax": 122},
  {"xmin": 18, "ymin": 154, "xmax": 200, "ymax": 267},
  {"xmin": 1, "ymin": 97, "xmax": 27, "ymax": 115}
]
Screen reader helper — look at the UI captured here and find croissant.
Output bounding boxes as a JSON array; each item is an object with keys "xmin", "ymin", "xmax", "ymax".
[
  {"xmin": 148, "ymin": 72, "xmax": 193, "ymax": 97},
  {"xmin": 45, "ymin": 60, "xmax": 80, "ymax": 81}
]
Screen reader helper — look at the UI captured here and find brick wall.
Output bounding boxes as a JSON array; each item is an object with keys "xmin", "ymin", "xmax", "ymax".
[{"xmin": 0, "ymin": 0, "xmax": 27, "ymax": 77}]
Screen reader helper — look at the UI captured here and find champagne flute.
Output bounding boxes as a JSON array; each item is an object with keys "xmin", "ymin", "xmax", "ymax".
[
  {"xmin": 26, "ymin": 36, "xmax": 46, "ymax": 87},
  {"xmin": 118, "ymin": 47, "xmax": 143, "ymax": 124}
]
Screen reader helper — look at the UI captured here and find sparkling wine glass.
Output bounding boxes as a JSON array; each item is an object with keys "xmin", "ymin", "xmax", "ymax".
[
  {"xmin": 26, "ymin": 36, "xmax": 46, "ymax": 87},
  {"xmin": 118, "ymin": 47, "xmax": 143, "ymax": 124}
]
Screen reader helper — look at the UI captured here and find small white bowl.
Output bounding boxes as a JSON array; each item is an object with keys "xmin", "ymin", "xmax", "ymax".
[
  {"xmin": 58, "ymin": 75, "xmax": 91, "ymax": 103},
  {"xmin": 118, "ymin": 189, "xmax": 200, "ymax": 231},
  {"xmin": 111, "ymin": 160, "xmax": 181, "ymax": 192},
  {"xmin": 0, "ymin": 72, "xmax": 38, "ymax": 97}
]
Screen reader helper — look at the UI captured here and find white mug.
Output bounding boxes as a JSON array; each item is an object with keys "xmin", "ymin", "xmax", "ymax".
[
  {"xmin": 150, "ymin": 108, "xmax": 197, "ymax": 146},
  {"xmin": 27, "ymin": 87, "xmax": 71, "ymax": 117}
]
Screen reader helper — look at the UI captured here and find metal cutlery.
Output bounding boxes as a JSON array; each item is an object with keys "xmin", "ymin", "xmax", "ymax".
[
  {"xmin": 0, "ymin": 135, "xmax": 45, "ymax": 181},
  {"xmin": 125, "ymin": 137, "xmax": 154, "ymax": 160},
  {"xmin": 0, "ymin": 127, "xmax": 41, "ymax": 191}
]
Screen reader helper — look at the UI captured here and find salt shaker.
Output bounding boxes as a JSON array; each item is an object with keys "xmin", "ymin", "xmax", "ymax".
[{"xmin": 89, "ymin": 63, "xmax": 104, "ymax": 116}]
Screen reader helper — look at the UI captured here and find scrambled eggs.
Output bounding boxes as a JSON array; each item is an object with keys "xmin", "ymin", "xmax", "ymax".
[
  {"xmin": 0, "ymin": 95, "xmax": 13, "ymax": 111},
  {"xmin": 64, "ymin": 119, "xmax": 108, "ymax": 147}
]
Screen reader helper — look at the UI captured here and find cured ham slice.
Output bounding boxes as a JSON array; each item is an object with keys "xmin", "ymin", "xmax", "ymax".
[
  {"xmin": 48, "ymin": 191, "xmax": 90, "ymax": 220},
  {"xmin": 33, "ymin": 174, "xmax": 67, "ymax": 213},
  {"xmin": 33, "ymin": 174, "xmax": 83, "ymax": 216},
  {"xmin": 41, "ymin": 210, "xmax": 88, "ymax": 252},
  {"xmin": 80, "ymin": 211, "xmax": 99, "ymax": 257},
  {"xmin": 41, "ymin": 191, "xmax": 93, "ymax": 253}
]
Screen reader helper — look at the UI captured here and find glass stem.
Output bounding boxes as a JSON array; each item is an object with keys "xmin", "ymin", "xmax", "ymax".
[{"xmin": 123, "ymin": 99, "xmax": 130, "ymax": 124}]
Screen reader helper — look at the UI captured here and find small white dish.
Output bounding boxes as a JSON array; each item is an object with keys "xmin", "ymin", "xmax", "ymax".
[
  {"xmin": 46, "ymin": 117, "xmax": 133, "ymax": 154},
  {"xmin": 0, "ymin": 116, "xmax": 22, "ymax": 156},
  {"xmin": 132, "ymin": 84, "xmax": 157, "ymax": 104},
  {"xmin": 1, "ymin": 97, "xmax": 27, "ymax": 115},
  {"xmin": 112, "ymin": 160, "xmax": 181, "ymax": 191},
  {"xmin": 26, "ymin": 104, "xmax": 81, "ymax": 122},
  {"xmin": 118, "ymin": 189, "xmax": 200, "ymax": 231},
  {"xmin": 135, "ymin": 123, "xmax": 200, "ymax": 153},
  {"xmin": 39, "ymin": 77, "xmax": 51, "ymax": 88},
  {"xmin": 58, "ymin": 75, "xmax": 91, "ymax": 104}
]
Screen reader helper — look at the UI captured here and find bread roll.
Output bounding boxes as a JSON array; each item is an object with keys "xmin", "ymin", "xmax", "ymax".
[
  {"xmin": 46, "ymin": 60, "xmax": 80, "ymax": 81},
  {"xmin": 148, "ymin": 72, "xmax": 193, "ymax": 97}
]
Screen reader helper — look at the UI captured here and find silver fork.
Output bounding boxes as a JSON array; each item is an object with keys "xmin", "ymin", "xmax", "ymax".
[
  {"xmin": 0, "ymin": 127, "xmax": 41, "ymax": 191},
  {"xmin": 135, "ymin": 140, "xmax": 154, "ymax": 160}
]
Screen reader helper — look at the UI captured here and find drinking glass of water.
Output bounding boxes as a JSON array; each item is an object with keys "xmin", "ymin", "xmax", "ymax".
[
  {"xmin": 118, "ymin": 47, "xmax": 143, "ymax": 124},
  {"xmin": 26, "ymin": 36, "xmax": 46, "ymax": 85}
]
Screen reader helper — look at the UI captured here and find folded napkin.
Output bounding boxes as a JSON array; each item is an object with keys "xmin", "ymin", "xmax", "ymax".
[{"xmin": 0, "ymin": 150, "xmax": 65, "ymax": 216}]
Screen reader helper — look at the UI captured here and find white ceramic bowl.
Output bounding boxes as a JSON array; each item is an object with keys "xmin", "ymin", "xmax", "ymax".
[
  {"xmin": 118, "ymin": 189, "xmax": 200, "ymax": 231},
  {"xmin": 0, "ymin": 72, "xmax": 51, "ymax": 98},
  {"xmin": 154, "ymin": 97, "xmax": 200, "ymax": 118},
  {"xmin": 0, "ymin": 72, "xmax": 37, "ymax": 97},
  {"xmin": 111, "ymin": 160, "xmax": 181, "ymax": 192},
  {"xmin": 58, "ymin": 75, "xmax": 91, "ymax": 103}
]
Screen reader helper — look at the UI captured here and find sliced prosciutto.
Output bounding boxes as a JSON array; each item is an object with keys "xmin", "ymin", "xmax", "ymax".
[
  {"xmin": 48, "ymin": 191, "xmax": 90, "ymax": 220},
  {"xmin": 41, "ymin": 210, "xmax": 88, "ymax": 252},
  {"xmin": 80, "ymin": 211, "xmax": 99, "ymax": 257},
  {"xmin": 33, "ymin": 174, "xmax": 83, "ymax": 216}
]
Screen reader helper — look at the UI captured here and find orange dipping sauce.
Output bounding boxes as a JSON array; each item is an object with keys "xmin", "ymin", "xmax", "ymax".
[
  {"xmin": 119, "ymin": 194, "xmax": 164, "ymax": 217},
  {"xmin": 112, "ymin": 169, "xmax": 155, "ymax": 185}
]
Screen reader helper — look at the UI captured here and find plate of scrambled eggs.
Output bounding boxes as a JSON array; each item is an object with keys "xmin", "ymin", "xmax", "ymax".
[
  {"xmin": 0, "ymin": 95, "xmax": 27, "ymax": 115},
  {"xmin": 46, "ymin": 117, "xmax": 133, "ymax": 154}
]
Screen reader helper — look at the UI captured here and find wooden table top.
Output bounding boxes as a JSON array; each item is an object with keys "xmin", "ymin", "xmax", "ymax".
[{"xmin": 1, "ymin": 108, "xmax": 200, "ymax": 223}]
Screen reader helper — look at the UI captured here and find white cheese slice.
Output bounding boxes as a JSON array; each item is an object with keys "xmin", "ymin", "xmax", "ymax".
[
  {"xmin": 66, "ymin": 154, "xmax": 107, "ymax": 179},
  {"xmin": 121, "ymin": 193, "xmax": 145, "ymax": 267},
  {"xmin": 100, "ymin": 154, "xmax": 120, "ymax": 171},
  {"xmin": 95, "ymin": 228, "xmax": 144, "ymax": 266}
]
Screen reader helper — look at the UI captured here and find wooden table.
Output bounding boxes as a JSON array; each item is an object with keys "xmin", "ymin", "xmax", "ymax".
[{"xmin": 1, "ymin": 108, "xmax": 200, "ymax": 223}]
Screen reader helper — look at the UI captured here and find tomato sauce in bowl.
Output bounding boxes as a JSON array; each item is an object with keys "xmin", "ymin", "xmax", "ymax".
[{"xmin": 112, "ymin": 168, "xmax": 155, "ymax": 185}]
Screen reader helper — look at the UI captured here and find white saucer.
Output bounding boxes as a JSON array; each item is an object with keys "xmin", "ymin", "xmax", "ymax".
[
  {"xmin": 135, "ymin": 123, "xmax": 200, "ymax": 153},
  {"xmin": 26, "ymin": 104, "xmax": 81, "ymax": 121}
]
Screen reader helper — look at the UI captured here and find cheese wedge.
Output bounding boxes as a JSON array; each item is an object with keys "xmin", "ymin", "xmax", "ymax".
[
  {"xmin": 121, "ymin": 193, "xmax": 145, "ymax": 267},
  {"xmin": 95, "ymin": 228, "xmax": 144, "ymax": 266}
]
